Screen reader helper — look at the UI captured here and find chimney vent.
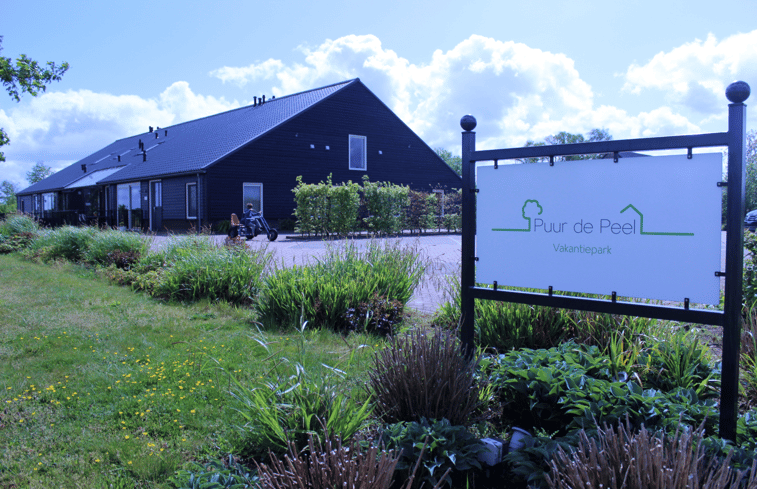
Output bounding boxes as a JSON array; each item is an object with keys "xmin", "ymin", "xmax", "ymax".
[
  {"xmin": 155, "ymin": 132, "xmax": 158, "ymax": 139},
  {"xmin": 142, "ymin": 151, "xmax": 147, "ymax": 162},
  {"xmin": 164, "ymin": 130, "xmax": 168, "ymax": 137},
  {"xmin": 81, "ymin": 164, "xmax": 87, "ymax": 173},
  {"xmin": 149, "ymin": 126, "xmax": 153, "ymax": 133},
  {"xmin": 262, "ymin": 95, "xmax": 266, "ymax": 103},
  {"xmin": 118, "ymin": 155, "xmax": 121, "ymax": 162},
  {"xmin": 253, "ymin": 96, "xmax": 257, "ymax": 106}
]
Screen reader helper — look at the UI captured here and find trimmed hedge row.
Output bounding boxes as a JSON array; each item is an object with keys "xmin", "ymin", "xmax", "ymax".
[{"xmin": 292, "ymin": 175, "xmax": 460, "ymax": 236}]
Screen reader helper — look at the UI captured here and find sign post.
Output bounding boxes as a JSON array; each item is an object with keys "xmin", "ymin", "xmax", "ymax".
[{"xmin": 460, "ymin": 81, "xmax": 750, "ymax": 440}]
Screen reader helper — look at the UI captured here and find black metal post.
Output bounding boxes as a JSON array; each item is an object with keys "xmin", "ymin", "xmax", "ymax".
[
  {"xmin": 460, "ymin": 115, "xmax": 477, "ymax": 354},
  {"xmin": 720, "ymin": 81, "xmax": 750, "ymax": 440}
]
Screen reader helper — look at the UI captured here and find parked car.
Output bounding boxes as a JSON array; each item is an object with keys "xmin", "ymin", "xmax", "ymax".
[{"xmin": 745, "ymin": 210, "xmax": 757, "ymax": 231}]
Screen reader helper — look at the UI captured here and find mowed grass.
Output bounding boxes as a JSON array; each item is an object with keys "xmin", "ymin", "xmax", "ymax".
[{"xmin": 0, "ymin": 254, "xmax": 379, "ymax": 488}]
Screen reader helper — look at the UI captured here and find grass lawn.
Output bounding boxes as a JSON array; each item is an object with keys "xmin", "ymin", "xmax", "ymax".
[{"xmin": 0, "ymin": 254, "xmax": 382, "ymax": 488}]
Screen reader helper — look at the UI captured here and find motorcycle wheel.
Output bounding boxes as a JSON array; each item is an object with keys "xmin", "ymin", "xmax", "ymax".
[{"xmin": 267, "ymin": 229, "xmax": 279, "ymax": 242}]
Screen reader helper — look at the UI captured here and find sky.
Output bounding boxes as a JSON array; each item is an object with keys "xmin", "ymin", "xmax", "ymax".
[{"xmin": 2, "ymin": 0, "xmax": 756, "ymax": 189}]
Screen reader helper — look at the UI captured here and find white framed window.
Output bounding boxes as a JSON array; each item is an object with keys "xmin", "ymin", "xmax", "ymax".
[
  {"xmin": 187, "ymin": 183, "xmax": 198, "ymax": 219},
  {"xmin": 42, "ymin": 192, "xmax": 57, "ymax": 211},
  {"xmin": 349, "ymin": 135, "xmax": 367, "ymax": 171},
  {"xmin": 243, "ymin": 183, "xmax": 263, "ymax": 214}
]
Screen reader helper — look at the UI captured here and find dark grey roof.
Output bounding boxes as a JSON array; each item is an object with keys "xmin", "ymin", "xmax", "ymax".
[{"xmin": 18, "ymin": 79, "xmax": 356, "ymax": 195}]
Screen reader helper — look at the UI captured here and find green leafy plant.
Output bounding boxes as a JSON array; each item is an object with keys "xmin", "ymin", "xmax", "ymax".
[
  {"xmin": 232, "ymin": 357, "xmax": 372, "ymax": 458},
  {"xmin": 362, "ymin": 176, "xmax": 409, "ymax": 235},
  {"xmin": 637, "ymin": 329, "xmax": 719, "ymax": 397},
  {"xmin": 380, "ymin": 418, "xmax": 486, "ymax": 489},
  {"xmin": 341, "ymin": 293, "xmax": 404, "ymax": 336},
  {"xmin": 170, "ymin": 455, "xmax": 259, "ymax": 489},
  {"xmin": 368, "ymin": 329, "xmax": 483, "ymax": 426},
  {"xmin": 485, "ymin": 342, "xmax": 720, "ymax": 438}
]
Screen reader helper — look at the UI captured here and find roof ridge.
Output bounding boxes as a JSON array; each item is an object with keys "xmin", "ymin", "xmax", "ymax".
[{"xmin": 111, "ymin": 79, "xmax": 358, "ymax": 143}]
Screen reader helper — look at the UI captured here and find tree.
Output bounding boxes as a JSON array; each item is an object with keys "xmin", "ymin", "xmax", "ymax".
[
  {"xmin": 522, "ymin": 128, "xmax": 612, "ymax": 163},
  {"xmin": 0, "ymin": 179, "xmax": 18, "ymax": 212},
  {"xmin": 435, "ymin": 147, "xmax": 462, "ymax": 176},
  {"xmin": 0, "ymin": 36, "xmax": 69, "ymax": 161},
  {"xmin": 26, "ymin": 161, "xmax": 52, "ymax": 184}
]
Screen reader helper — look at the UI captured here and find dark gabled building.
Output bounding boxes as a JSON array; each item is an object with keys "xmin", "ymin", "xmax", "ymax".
[{"xmin": 16, "ymin": 79, "xmax": 461, "ymax": 232}]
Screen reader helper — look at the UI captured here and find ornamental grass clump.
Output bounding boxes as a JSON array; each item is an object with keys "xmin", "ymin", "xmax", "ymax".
[
  {"xmin": 256, "ymin": 434, "xmax": 403, "ymax": 489},
  {"xmin": 83, "ymin": 229, "xmax": 152, "ymax": 266},
  {"xmin": 256, "ymin": 239, "xmax": 425, "ymax": 330},
  {"xmin": 545, "ymin": 419, "xmax": 757, "ymax": 489},
  {"xmin": 153, "ymin": 241, "xmax": 272, "ymax": 304},
  {"xmin": 368, "ymin": 328, "xmax": 483, "ymax": 426},
  {"xmin": 28, "ymin": 225, "xmax": 98, "ymax": 262},
  {"xmin": 0, "ymin": 213, "xmax": 39, "ymax": 237}
]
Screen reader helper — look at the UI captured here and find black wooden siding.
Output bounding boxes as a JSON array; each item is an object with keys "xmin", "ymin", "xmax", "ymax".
[{"xmin": 205, "ymin": 82, "xmax": 461, "ymax": 224}]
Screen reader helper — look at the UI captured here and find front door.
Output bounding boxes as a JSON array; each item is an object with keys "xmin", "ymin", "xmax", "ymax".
[{"xmin": 150, "ymin": 180, "xmax": 163, "ymax": 232}]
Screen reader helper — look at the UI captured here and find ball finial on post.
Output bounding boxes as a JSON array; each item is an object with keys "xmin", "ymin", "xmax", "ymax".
[
  {"xmin": 460, "ymin": 115, "xmax": 477, "ymax": 132},
  {"xmin": 726, "ymin": 81, "xmax": 750, "ymax": 104}
]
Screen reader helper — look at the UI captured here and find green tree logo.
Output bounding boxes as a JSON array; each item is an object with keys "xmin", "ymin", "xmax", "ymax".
[{"xmin": 493, "ymin": 199, "xmax": 542, "ymax": 232}]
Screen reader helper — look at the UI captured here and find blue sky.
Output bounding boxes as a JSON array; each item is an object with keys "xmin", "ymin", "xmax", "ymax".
[{"xmin": 2, "ymin": 0, "xmax": 756, "ymax": 187}]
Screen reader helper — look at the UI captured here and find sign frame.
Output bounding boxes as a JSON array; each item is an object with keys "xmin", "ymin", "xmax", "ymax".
[{"xmin": 459, "ymin": 81, "xmax": 750, "ymax": 441}]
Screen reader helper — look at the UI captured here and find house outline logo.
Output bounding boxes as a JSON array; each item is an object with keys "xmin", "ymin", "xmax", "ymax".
[{"xmin": 620, "ymin": 204, "xmax": 694, "ymax": 236}]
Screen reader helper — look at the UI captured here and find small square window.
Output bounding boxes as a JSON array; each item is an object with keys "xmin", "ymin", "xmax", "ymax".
[
  {"xmin": 349, "ymin": 135, "xmax": 367, "ymax": 171},
  {"xmin": 325, "ymin": 145, "xmax": 330, "ymax": 150},
  {"xmin": 310, "ymin": 144, "xmax": 315, "ymax": 149}
]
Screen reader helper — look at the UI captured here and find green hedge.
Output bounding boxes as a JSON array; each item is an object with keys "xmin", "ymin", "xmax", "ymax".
[{"xmin": 292, "ymin": 175, "xmax": 460, "ymax": 236}]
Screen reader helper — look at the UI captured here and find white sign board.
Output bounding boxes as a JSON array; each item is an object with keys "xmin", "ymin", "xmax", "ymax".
[{"xmin": 476, "ymin": 153, "xmax": 723, "ymax": 305}]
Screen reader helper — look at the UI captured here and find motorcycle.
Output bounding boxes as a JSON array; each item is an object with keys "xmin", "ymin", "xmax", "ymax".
[{"xmin": 228, "ymin": 211, "xmax": 278, "ymax": 241}]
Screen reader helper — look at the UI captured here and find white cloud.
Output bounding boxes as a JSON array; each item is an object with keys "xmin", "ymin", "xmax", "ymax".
[
  {"xmin": 623, "ymin": 30, "xmax": 757, "ymax": 116},
  {"xmin": 1, "ymin": 82, "xmax": 239, "ymax": 187},
  {"xmin": 210, "ymin": 34, "xmax": 701, "ymax": 153}
]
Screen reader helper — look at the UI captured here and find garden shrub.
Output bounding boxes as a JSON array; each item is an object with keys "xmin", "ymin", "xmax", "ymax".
[
  {"xmin": 368, "ymin": 329, "xmax": 483, "ymax": 426},
  {"xmin": 256, "ymin": 240, "xmax": 424, "ymax": 329},
  {"xmin": 362, "ymin": 177, "xmax": 409, "ymax": 235},
  {"xmin": 170, "ymin": 455, "xmax": 259, "ymax": 489},
  {"xmin": 381, "ymin": 418, "xmax": 486, "ymax": 489},
  {"xmin": 256, "ymin": 434, "xmax": 401, "ymax": 489},
  {"xmin": 0, "ymin": 231, "xmax": 36, "ymax": 253},
  {"xmin": 406, "ymin": 190, "xmax": 436, "ymax": 233},
  {"xmin": 341, "ymin": 293, "xmax": 404, "ymax": 336},
  {"xmin": 484, "ymin": 342, "xmax": 720, "ymax": 439},
  {"xmin": 292, "ymin": 175, "xmax": 330, "ymax": 236},
  {"xmin": 327, "ymin": 179, "xmax": 360, "ymax": 236}
]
